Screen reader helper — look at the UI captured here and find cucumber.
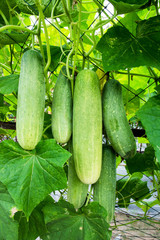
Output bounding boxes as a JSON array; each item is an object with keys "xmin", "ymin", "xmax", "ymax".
[
  {"xmin": 67, "ymin": 141, "xmax": 89, "ymax": 209},
  {"xmin": 102, "ymin": 79, "xmax": 136, "ymax": 159},
  {"xmin": 16, "ymin": 50, "xmax": 45, "ymax": 150},
  {"xmin": 51, "ymin": 66, "xmax": 72, "ymax": 144},
  {"xmin": 73, "ymin": 69, "xmax": 102, "ymax": 184},
  {"xmin": 93, "ymin": 144, "xmax": 116, "ymax": 224}
]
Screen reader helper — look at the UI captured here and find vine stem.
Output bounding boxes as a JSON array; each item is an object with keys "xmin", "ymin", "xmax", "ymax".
[
  {"xmin": 0, "ymin": 25, "xmax": 37, "ymax": 35},
  {"xmin": 153, "ymin": 171, "xmax": 160, "ymax": 202},
  {"xmin": 36, "ymin": 0, "xmax": 51, "ymax": 98},
  {"xmin": 37, "ymin": 5, "xmax": 51, "ymax": 75},
  {"xmin": 125, "ymin": 68, "xmax": 130, "ymax": 114},
  {"xmin": 61, "ymin": 0, "xmax": 72, "ymax": 22},
  {"xmin": 0, "ymin": 10, "xmax": 9, "ymax": 25}
]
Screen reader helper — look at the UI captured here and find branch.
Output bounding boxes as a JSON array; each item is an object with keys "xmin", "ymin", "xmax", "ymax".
[
  {"xmin": 0, "ymin": 121, "xmax": 146, "ymax": 137},
  {"xmin": 0, "ymin": 121, "xmax": 16, "ymax": 130}
]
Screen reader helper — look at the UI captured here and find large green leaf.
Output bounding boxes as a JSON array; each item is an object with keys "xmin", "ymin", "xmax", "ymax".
[
  {"xmin": 126, "ymin": 146, "xmax": 158, "ymax": 174},
  {"xmin": 116, "ymin": 177, "xmax": 150, "ymax": 208},
  {"xmin": 136, "ymin": 94, "xmax": 160, "ymax": 165},
  {"xmin": 0, "ymin": 74, "xmax": 19, "ymax": 94},
  {"xmin": 14, "ymin": 196, "xmax": 54, "ymax": 240},
  {"xmin": 97, "ymin": 16, "xmax": 160, "ymax": 71},
  {"xmin": 0, "ymin": 139, "xmax": 71, "ymax": 218},
  {"xmin": 108, "ymin": 0, "xmax": 150, "ymax": 14},
  {"xmin": 0, "ymin": 182, "xmax": 18, "ymax": 240},
  {"xmin": 41, "ymin": 200, "xmax": 111, "ymax": 240}
]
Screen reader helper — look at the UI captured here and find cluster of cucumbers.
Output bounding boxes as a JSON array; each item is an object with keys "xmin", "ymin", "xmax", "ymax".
[{"xmin": 16, "ymin": 50, "xmax": 136, "ymax": 224}]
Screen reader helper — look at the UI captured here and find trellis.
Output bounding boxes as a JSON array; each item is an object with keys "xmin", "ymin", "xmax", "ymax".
[{"xmin": 0, "ymin": 0, "xmax": 160, "ymax": 239}]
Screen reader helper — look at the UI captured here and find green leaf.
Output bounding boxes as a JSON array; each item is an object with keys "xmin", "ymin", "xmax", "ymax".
[
  {"xmin": 108, "ymin": 0, "xmax": 149, "ymax": 14},
  {"xmin": 0, "ymin": 139, "xmax": 71, "ymax": 218},
  {"xmin": 14, "ymin": 196, "xmax": 54, "ymax": 240},
  {"xmin": 0, "ymin": 32, "xmax": 29, "ymax": 46},
  {"xmin": 136, "ymin": 94, "xmax": 160, "ymax": 165},
  {"xmin": 118, "ymin": 12, "xmax": 140, "ymax": 36},
  {"xmin": 0, "ymin": 182, "xmax": 18, "ymax": 240},
  {"xmin": 0, "ymin": 74, "xmax": 19, "ymax": 94},
  {"xmin": 116, "ymin": 177, "xmax": 150, "ymax": 208},
  {"xmin": 97, "ymin": 16, "xmax": 160, "ymax": 72},
  {"xmin": 42, "ymin": 201, "xmax": 111, "ymax": 240},
  {"xmin": 126, "ymin": 146, "xmax": 158, "ymax": 174}
]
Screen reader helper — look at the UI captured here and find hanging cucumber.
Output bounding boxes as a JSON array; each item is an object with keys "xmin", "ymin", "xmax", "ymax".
[
  {"xmin": 67, "ymin": 141, "xmax": 89, "ymax": 209},
  {"xmin": 93, "ymin": 144, "xmax": 116, "ymax": 224},
  {"xmin": 51, "ymin": 66, "xmax": 72, "ymax": 144},
  {"xmin": 102, "ymin": 79, "xmax": 136, "ymax": 159},
  {"xmin": 73, "ymin": 69, "xmax": 102, "ymax": 184},
  {"xmin": 16, "ymin": 49, "xmax": 45, "ymax": 150}
]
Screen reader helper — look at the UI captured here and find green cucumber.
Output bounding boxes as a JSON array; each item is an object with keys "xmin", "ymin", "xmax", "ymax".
[
  {"xmin": 93, "ymin": 144, "xmax": 116, "ymax": 224},
  {"xmin": 16, "ymin": 49, "xmax": 45, "ymax": 150},
  {"xmin": 67, "ymin": 141, "xmax": 89, "ymax": 209},
  {"xmin": 51, "ymin": 66, "xmax": 72, "ymax": 144},
  {"xmin": 102, "ymin": 79, "xmax": 136, "ymax": 159},
  {"xmin": 73, "ymin": 69, "xmax": 102, "ymax": 184}
]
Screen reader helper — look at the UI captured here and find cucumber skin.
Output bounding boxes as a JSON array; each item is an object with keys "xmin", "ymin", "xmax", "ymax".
[
  {"xmin": 16, "ymin": 50, "xmax": 45, "ymax": 150},
  {"xmin": 67, "ymin": 141, "xmax": 89, "ymax": 209},
  {"xmin": 73, "ymin": 69, "xmax": 102, "ymax": 184},
  {"xmin": 93, "ymin": 145, "xmax": 116, "ymax": 224},
  {"xmin": 51, "ymin": 66, "xmax": 72, "ymax": 144},
  {"xmin": 102, "ymin": 79, "xmax": 136, "ymax": 159}
]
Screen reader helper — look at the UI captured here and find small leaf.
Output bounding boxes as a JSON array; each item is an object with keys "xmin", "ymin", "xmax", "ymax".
[
  {"xmin": 0, "ymin": 182, "xmax": 18, "ymax": 240},
  {"xmin": 108, "ymin": 0, "xmax": 149, "ymax": 14},
  {"xmin": 42, "ymin": 201, "xmax": 111, "ymax": 240},
  {"xmin": 0, "ymin": 139, "xmax": 71, "ymax": 218},
  {"xmin": 117, "ymin": 177, "xmax": 150, "ymax": 208},
  {"xmin": 136, "ymin": 94, "xmax": 160, "ymax": 165},
  {"xmin": 126, "ymin": 146, "xmax": 157, "ymax": 174},
  {"xmin": 0, "ymin": 74, "xmax": 19, "ymax": 94}
]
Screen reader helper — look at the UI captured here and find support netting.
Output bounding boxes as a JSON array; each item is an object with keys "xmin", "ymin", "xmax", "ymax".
[{"xmin": 0, "ymin": 0, "xmax": 160, "ymax": 240}]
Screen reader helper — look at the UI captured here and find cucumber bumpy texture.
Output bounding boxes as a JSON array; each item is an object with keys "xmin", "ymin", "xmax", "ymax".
[
  {"xmin": 16, "ymin": 49, "xmax": 45, "ymax": 150},
  {"xmin": 51, "ymin": 66, "xmax": 72, "ymax": 144},
  {"xmin": 67, "ymin": 141, "xmax": 89, "ymax": 209},
  {"xmin": 102, "ymin": 79, "xmax": 136, "ymax": 159},
  {"xmin": 93, "ymin": 144, "xmax": 116, "ymax": 224},
  {"xmin": 73, "ymin": 69, "xmax": 102, "ymax": 184}
]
